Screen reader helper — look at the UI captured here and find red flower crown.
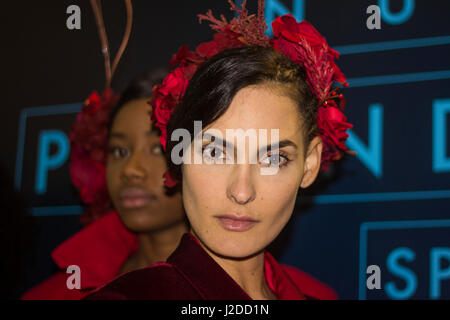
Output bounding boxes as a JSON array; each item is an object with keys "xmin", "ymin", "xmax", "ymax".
[
  {"xmin": 151, "ymin": 0, "xmax": 354, "ymax": 188},
  {"xmin": 69, "ymin": 88, "xmax": 118, "ymax": 225}
]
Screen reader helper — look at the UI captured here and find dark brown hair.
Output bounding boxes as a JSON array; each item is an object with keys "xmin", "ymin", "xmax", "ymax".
[{"xmin": 107, "ymin": 68, "xmax": 168, "ymax": 134}]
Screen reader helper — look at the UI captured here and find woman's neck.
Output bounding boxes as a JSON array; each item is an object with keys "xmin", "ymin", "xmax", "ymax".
[
  {"xmin": 191, "ymin": 230, "xmax": 277, "ymax": 300},
  {"xmin": 120, "ymin": 221, "xmax": 188, "ymax": 274}
]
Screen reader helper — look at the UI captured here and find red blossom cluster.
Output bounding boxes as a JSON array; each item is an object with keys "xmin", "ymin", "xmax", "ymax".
[
  {"xmin": 271, "ymin": 14, "xmax": 354, "ymax": 171},
  {"xmin": 69, "ymin": 88, "xmax": 119, "ymax": 224}
]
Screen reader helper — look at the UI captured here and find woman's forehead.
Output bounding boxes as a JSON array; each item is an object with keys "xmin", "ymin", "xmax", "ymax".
[
  {"xmin": 113, "ymin": 98, "xmax": 151, "ymax": 129},
  {"xmin": 209, "ymin": 85, "xmax": 302, "ymax": 137}
]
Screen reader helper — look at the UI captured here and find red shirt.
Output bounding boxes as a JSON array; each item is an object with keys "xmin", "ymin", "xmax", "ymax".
[
  {"xmin": 21, "ymin": 211, "xmax": 138, "ymax": 300},
  {"xmin": 85, "ymin": 233, "xmax": 338, "ymax": 300}
]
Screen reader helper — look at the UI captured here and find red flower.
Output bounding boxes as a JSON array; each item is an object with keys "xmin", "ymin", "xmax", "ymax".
[
  {"xmin": 70, "ymin": 152, "xmax": 108, "ymax": 205},
  {"xmin": 162, "ymin": 67, "xmax": 189, "ymax": 99},
  {"xmin": 271, "ymin": 14, "xmax": 352, "ymax": 170},
  {"xmin": 271, "ymin": 15, "xmax": 346, "ymax": 90},
  {"xmin": 213, "ymin": 29, "xmax": 244, "ymax": 51},
  {"xmin": 82, "ymin": 91, "xmax": 102, "ymax": 115},
  {"xmin": 163, "ymin": 171, "xmax": 178, "ymax": 188},
  {"xmin": 70, "ymin": 88, "xmax": 117, "ymax": 163},
  {"xmin": 170, "ymin": 45, "xmax": 200, "ymax": 66},
  {"xmin": 196, "ymin": 40, "xmax": 219, "ymax": 59},
  {"xmin": 151, "ymin": 66, "xmax": 191, "ymax": 150},
  {"xmin": 273, "ymin": 15, "xmax": 326, "ymax": 47},
  {"xmin": 69, "ymin": 88, "xmax": 118, "ymax": 224},
  {"xmin": 195, "ymin": 29, "xmax": 244, "ymax": 60},
  {"xmin": 317, "ymin": 105, "xmax": 353, "ymax": 171}
]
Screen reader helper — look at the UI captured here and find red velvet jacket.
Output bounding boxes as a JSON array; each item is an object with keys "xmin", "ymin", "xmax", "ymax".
[
  {"xmin": 85, "ymin": 233, "xmax": 338, "ymax": 300},
  {"xmin": 21, "ymin": 211, "xmax": 139, "ymax": 300}
]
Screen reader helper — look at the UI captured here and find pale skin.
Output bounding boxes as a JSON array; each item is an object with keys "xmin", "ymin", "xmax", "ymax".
[
  {"xmin": 182, "ymin": 84, "xmax": 323, "ymax": 299},
  {"xmin": 106, "ymin": 98, "xmax": 188, "ymax": 273}
]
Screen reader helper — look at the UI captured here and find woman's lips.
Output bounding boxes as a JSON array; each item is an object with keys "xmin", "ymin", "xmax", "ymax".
[
  {"xmin": 118, "ymin": 188, "xmax": 156, "ymax": 209},
  {"xmin": 215, "ymin": 214, "xmax": 259, "ymax": 232}
]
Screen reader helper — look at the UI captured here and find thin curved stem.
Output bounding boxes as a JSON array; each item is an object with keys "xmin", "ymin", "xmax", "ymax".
[
  {"xmin": 90, "ymin": 0, "xmax": 112, "ymax": 88},
  {"xmin": 111, "ymin": 0, "xmax": 133, "ymax": 79}
]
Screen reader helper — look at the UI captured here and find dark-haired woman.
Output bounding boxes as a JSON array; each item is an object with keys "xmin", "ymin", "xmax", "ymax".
[
  {"xmin": 22, "ymin": 71, "xmax": 188, "ymax": 299},
  {"xmin": 85, "ymin": 2, "xmax": 353, "ymax": 300}
]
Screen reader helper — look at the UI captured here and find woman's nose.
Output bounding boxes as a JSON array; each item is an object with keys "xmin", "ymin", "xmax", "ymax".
[
  {"xmin": 227, "ymin": 164, "xmax": 256, "ymax": 205},
  {"xmin": 121, "ymin": 152, "xmax": 147, "ymax": 181}
]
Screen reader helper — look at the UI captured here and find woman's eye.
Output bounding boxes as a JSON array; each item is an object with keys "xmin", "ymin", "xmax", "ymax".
[
  {"xmin": 260, "ymin": 153, "xmax": 289, "ymax": 168},
  {"xmin": 109, "ymin": 146, "xmax": 128, "ymax": 158},
  {"xmin": 202, "ymin": 144, "xmax": 226, "ymax": 163}
]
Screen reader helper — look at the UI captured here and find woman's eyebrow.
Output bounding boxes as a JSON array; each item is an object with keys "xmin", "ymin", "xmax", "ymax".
[
  {"xmin": 202, "ymin": 134, "xmax": 234, "ymax": 150},
  {"xmin": 260, "ymin": 139, "xmax": 298, "ymax": 153},
  {"xmin": 109, "ymin": 132, "xmax": 127, "ymax": 139},
  {"xmin": 202, "ymin": 133, "xmax": 297, "ymax": 153}
]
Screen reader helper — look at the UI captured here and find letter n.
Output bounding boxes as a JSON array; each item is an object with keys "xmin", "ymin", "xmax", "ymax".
[
  {"xmin": 432, "ymin": 99, "xmax": 450, "ymax": 172},
  {"xmin": 346, "ymin": 104, "xmax": 383, "ymax": 178}
]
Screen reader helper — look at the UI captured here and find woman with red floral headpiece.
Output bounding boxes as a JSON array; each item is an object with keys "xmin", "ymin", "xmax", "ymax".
[
  {"xmin": 85, "ymin": 0, "xmax": 354, "ymax": 300},
  {"xmin": 21, "ymin": 71, "xmax": 189, "ymax": 300},
  {"xmin": 22, "ymin": 0, "xmax": 189, "ymax": 300}
]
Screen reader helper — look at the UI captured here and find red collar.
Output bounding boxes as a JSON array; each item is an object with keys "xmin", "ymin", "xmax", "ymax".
[
  {"xmin": 168, "ymin": 233, "xmax": 306, "ymax": 300},
  {"xmin": 51, "ymin": 211, "xmax": 138, "ymax": 289},
  {"xmin": 264, "ymin": 251, "xmax": 307, "ymax": 299}
]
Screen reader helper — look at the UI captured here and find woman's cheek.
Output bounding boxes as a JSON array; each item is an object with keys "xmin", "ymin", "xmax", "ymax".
[
  {"xmin": 189, "ymin": 164, "xmax": 226, "ymax": 192},
  {"xmin": 260, "ymin": 175, "xmax": 299, "ymax": 219}
]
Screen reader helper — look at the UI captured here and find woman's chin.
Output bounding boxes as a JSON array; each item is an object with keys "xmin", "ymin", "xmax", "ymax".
[
  {"xmin": 120, "ymin": 209, "xmax": 186, "ymax": 233},
  {"xmin": 118, "ymin": 209, "xmax": 161, "ymax": 232},
  {"xmin": 203, "ymin": 236, "xmax": 265, "ymax": 260}
]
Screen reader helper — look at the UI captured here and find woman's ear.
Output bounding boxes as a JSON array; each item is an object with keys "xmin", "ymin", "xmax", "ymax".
[{"xmin": 300, "ymin": 136, "xmax": 323, "ymax": 189}]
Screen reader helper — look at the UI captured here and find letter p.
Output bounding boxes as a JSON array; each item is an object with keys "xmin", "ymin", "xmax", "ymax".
[
  {"xmin": 430, "ymin": 247, "xmax": 450, "ymax": 299},
  {"xmin": 35, "ymin": 130, "xmax": 69, "ymax": 194}
]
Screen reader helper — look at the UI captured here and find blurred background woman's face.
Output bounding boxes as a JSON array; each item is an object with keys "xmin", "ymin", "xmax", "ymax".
[
  {"xmin": 182, "ymin": 84, "xmax": 321, "ymax": 259},
  {"xmin": 106, "ymin": 98, "xmax": 184, "ymax": 233}
]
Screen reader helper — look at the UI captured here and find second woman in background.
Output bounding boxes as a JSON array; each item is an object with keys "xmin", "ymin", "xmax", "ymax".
[{"xmin": 22, "ymin": 70, "xmax": 188, "ymax": 299}]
